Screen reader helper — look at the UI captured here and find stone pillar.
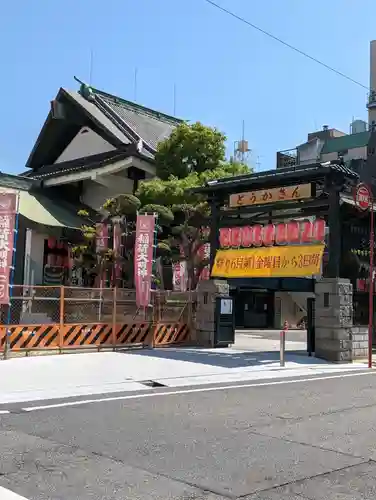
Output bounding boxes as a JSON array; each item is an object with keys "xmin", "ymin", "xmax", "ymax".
[
  {"xmin": 195, "ymin": 279, "xmax": 230, "ymax": 347},
  {"xmin": 314, "ymin": 278, "xmax": 353, "ymax": 362}
]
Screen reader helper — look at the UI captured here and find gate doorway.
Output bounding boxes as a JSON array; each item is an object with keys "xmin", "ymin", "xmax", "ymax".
[{"xmin": 233, "ymin": 289, "xmax": 274, "ymax": 329}]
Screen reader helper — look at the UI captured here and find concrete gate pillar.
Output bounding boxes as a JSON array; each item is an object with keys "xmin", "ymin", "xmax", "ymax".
[
  {"xmin": 195, "ymin": 279, "xmax": 230, "ymax": 347},
  {"xmin": 314, "ymin": 278, "xmax": 353, "ymax": 362}
]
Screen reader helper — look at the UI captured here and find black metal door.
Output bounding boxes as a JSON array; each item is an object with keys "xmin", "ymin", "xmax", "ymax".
[
  {"xmin": 307, "ymin": 297, "xmax": 315, "ymax": 356},
  {"xmin": 214, "ymin": 296, "xmax": 235, "ymax": 347}
]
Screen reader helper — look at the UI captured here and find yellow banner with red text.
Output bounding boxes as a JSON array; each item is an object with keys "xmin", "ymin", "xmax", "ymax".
[{"xmin": 211, "ymin": 245, "xmax": 324, "ymax": 278}]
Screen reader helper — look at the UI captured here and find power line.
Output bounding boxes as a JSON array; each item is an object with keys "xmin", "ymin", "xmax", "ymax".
[{"xmin": 204, "ymin": 0, "xmax": 369, "ymax": 92}]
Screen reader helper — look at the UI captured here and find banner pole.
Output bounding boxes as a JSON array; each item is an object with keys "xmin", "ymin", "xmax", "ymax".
[
  {"xmin": 369, "ymin": 196, "xmax": 374, "ymax": 369},
  {"xmin": 151, "ymin": 213, "xmax": 158, "ymax": 346},
  {"xmin": 4, "ymin": 193, "xmax": 20, "ymax": 360}
]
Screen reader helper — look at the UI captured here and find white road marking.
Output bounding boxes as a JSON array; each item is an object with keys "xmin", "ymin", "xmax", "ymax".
[
  {"xmin": 0, "ymin": 410, "xmax": 10, "ymax": 414},
  {"xmin": 0, "ymin": 486, "xmax": 29, "ymax": 499},
  {"xmin": 22, "ymin": 370, "xmax": 375, "ymax": 412}
]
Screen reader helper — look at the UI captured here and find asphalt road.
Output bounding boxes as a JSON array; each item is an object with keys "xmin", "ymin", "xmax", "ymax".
[{"xmin": 1, "ymin": 370, "xmax": 376, "ymax": 499}]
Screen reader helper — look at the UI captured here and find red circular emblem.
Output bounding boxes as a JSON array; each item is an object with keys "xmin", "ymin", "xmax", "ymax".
[{"xmin": 354, "ymin": 183, "xmax": 371, "ymax": 211}]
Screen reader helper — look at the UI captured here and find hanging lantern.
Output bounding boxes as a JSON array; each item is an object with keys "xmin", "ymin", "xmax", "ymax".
[{"xmin": 47, "ymin": 237, "xmax": 57, "ymax": 250}]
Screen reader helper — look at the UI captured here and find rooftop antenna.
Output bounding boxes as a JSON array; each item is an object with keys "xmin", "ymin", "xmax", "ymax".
[
  {"xmin": 256, "ymin": 155, "xmax": 262, "ymax": 171},
  {"xmin": 173, "ymin": 83, "xmax": 177, "ymax": 116},
  {"xmin": 134, "ymin": 68, "xmax": 138, "ymax": 102},
  {"xmin": 89, "ymin": 49, "xmax": 94, "ymax": 86},
  {"xmin": 234, "ymin": 120, "xmax": 251, "ymax": 165}
]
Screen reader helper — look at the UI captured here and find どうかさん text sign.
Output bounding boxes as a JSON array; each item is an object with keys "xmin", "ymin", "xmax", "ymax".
[
  {"xmin": 229, "ymin": 183, "xmax": 312, "ymax": 208},
  {"xmin": 211, "ymin": 245, "xmax": 324, "ymax": 279}
]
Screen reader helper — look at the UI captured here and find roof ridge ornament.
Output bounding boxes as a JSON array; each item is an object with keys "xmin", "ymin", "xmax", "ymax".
[{"xmin": 74, "ymin": 77, "xmax": 95, "ymax": 102}]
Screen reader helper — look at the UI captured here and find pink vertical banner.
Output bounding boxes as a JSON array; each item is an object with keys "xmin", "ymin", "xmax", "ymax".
[
  {"xmin": 134, "ymin": 214, "xmax": 155, "ymax": 307},
  {"xmin": 113, "ymin": 223, "xmax": 122, "ymax": 283},
  {"xmin": 95, "ymin": 223, "xmax": 108, "ymax": 286},
  {"xmin": 96, "ymin": 223, "xmax": 108, "ymax": 252},
  {"xmin": 172, "ymin": 262, "xmax": 181, "ymax": 291},
  {"xmin": 179, "ymin": 245, "xmax": 188, "ymax": 291},
  {"xmin": 198, "ymin": 227, "xmax": 210, "ymax": 282},
  {"xmin": 0, "ymin": 193, "xmax": 17, "ymax": 304}
]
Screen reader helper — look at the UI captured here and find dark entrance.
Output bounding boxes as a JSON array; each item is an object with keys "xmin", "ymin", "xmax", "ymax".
[{"xmin": 233, "ymin": 289, "xmax": 274, "ymax": 329}]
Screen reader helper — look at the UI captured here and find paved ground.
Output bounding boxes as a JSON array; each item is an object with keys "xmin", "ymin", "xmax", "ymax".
[
  {"xmin": 0, "ymin": 332, "xmax": 363, "ymax": 405},
  {"xmin": 0, "ymin": 368, "xmax": 376, "ymax": 498},
  {"xmin": 0, "ymin": 330, "xmax": 372, "ymax": 499},
  {"xmin": 239, "ymin": 328, "xmax": 307, "ymax": 343}
]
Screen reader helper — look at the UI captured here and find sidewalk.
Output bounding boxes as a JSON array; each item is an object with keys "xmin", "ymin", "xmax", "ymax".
[{"xmin": 0, "ymin": 333, "xmax": 365, "ymax": 405}]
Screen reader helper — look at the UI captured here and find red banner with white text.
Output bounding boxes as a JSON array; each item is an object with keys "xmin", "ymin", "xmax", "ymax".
[
  {"xmin": 0, "ymin": 193, "xmax": 17, "ymax": 305},
  {"xmin": 134, "ymin": 214, "xmax": 155, "ymax": 307},
  {"xmin": 113, "ymin": 223, "xmax": 122, "ymax": 283},
  {"xmin": 95, "ymin": 223, "xmax": 109, "ymax": 286},
  {"xmin": 198, "ymin": 227, "xmax": 210, "ymax": 281}
]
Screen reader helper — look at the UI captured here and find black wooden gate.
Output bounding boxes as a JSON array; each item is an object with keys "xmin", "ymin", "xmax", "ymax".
[{"xmin": 307, "ymin": 297, "xmax": 315, "ymax": 356}]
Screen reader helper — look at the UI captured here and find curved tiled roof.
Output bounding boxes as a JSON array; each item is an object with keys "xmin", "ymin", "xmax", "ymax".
[{"xmin": 89, "ymin": 87, "xmax": 183, "ymax": 152}]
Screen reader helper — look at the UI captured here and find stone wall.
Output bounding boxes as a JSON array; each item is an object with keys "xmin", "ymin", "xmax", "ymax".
[
  {"xmin": 315, "ymin": 278, "xmax": 371, "ymax": 362},
  {"xmin": 315, "ymin": 278, "xmax": 353, "ymax": 362},
  {"xmin": 351, "ymin": 326, "xmax": 368, "ymax": 360},
  {"xmin": 195, "ymin": 280, "xmax": 230, "ymax": 347}
]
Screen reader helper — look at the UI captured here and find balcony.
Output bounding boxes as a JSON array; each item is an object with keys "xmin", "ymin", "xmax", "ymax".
[
  {"xmin": 367, "ymin": 90, "xmax": 376, "ymax": 108},
  {"xmin": 276, "ymin": 148, "xmax": 298, "ymax": 169}
]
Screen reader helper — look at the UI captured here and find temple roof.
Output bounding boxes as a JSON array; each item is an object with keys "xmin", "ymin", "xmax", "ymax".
[{"xmin": 25, "ymin": 81, "xmax": 184, "ymax": 171}]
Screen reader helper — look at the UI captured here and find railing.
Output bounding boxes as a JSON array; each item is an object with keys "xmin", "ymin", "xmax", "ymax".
[
  {"xmin": 0, "ymin": 286, "xmax": 195, "ymax": 353},
  {"xmin": 276, "ymin": 149, "xmax": 298, "ymax": 169}
]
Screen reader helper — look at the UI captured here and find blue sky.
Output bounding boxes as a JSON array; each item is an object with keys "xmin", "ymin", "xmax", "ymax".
[{"xmin": 1, "ymin": 0, "xmax": 375, "ymax": 174}]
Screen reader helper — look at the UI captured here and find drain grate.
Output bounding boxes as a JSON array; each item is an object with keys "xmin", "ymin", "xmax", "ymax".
[
  {"xmin": 140, "ymin": 380, "xmax": 167, "ymax": 388},
  {"xmin": 8, "ymin": 409, "xmax": 28, "ymax": 414}
]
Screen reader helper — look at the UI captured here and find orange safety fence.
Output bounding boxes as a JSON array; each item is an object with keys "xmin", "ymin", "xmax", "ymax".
[
  {"xmin": 0, "ymin": 286, "xmax": 194, "ymax": 352},
  {"xmin": 154, "ymin": 323, "xmax": 190, "ymax": 346},
  {"xmin": 0, "ymin": 322, "xmax": 190, "ymax": 351}
]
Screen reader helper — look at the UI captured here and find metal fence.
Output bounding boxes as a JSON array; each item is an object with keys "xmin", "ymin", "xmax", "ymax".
[{"xmin": 0, "ymin": 286, "xmax": 195, "ymax": 353}]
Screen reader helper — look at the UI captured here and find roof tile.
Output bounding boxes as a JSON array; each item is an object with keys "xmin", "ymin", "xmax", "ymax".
[{"xmin": 91, "ymin": 89, "xmax": 183, "ymax": 151}]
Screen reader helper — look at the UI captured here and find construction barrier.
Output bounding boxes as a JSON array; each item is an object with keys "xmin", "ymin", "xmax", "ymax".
[
  {"xmin": 0, "ymin": 286, "xmax": 195, "ymax": 353},
  {"xmin": 0, "ymin": 321, "xmax": 190, "ymax": 351}
]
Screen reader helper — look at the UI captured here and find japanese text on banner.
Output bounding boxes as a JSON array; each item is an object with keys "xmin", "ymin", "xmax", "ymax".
[
  {"xmin": 0, "ymin": 193, "xmax": 17, "ymax": 305},
  {"xmin": 134, "ymin": 214, "xmax": 155, "ymax": 307},
  {"xmin": 211, "ymin": 245, "xmax": 324, "ymax": 279}
]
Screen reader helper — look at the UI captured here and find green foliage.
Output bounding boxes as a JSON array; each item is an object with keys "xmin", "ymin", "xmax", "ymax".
[
  {"xmin": 77, "ymin": 209, "xmax": 89, "ymax": 217},
  {"xmin": 102, "ymin": 194, "xmax": 141, "ymax": 216},
  {"xmin": 137, "ymin": 161, "xmax": 251, "ymax": 289},
  {"xmin": 155, "ymin": 122, "xmax": 227, "ymax": 180},
  {"xmin": 139, "ymin": 204, "xmax": 174, "ymax": 225},
  {"xmin": 137, "ymin": 162, "xmax": 250, "ymax": 207}
]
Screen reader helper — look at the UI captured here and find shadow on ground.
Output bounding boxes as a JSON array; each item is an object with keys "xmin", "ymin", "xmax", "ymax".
[{"xmin": 120, "ymin": 346, "xmax": 326, "ymax": 369}]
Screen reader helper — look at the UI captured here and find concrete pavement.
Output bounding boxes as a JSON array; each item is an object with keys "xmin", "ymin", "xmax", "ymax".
[
  {"xmin": 0, "ymin": 332, "xmax": 364, "ymax": 405},
  {"xmin": 0, "ymin": 369, "xmax": 376, "ymax": 498}
]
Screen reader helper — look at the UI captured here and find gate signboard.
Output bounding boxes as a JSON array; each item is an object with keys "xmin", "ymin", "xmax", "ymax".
[
  {"xmin": 211, "ymin": 244, "xmax": 324, "ymax": 278},
  {"xmin": 212, "ymin": 218, "xmax": 325, "ymax": 279},
  {"xmin": 229, "ymin": 183, "xmax": 312, "ymax": 208}
]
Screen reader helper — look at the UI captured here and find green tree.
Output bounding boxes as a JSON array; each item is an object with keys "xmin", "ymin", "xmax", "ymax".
[
  {"xmin": 155, "ymin": 122, "xmax": 226, "ymax": 180},
  {"xmin": 138, "ymin": 121, "xmax": 251, "ymax": 289},
  {"xmin": 137, "ymin": 163, "xmax": 250, "ymax": 289}
]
